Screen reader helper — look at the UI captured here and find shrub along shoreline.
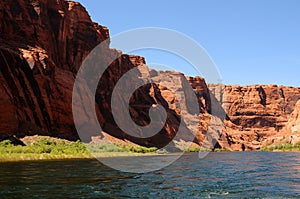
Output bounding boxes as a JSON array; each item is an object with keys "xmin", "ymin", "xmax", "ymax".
[
  {"xmin": 260, "ymin": 142, "xmax": 300, "ymax": 152},
  {"xmin": 0, "ymin": 138, "xmax": 169, "ymax": 162},
  {"xmin": 2, "ymin": 137, "xmax": 299, "ymax": 162},
  {"xmin": 0, "ymin": 137, "xmax": 214, "ymax": 162}
]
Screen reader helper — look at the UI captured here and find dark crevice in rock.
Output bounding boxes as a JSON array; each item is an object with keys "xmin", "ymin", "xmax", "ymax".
[
  {"xmin": 21, "ymin": 58, "xmax": 51, "ymax": 130},
  {"xmin": 258, "ymin": 86, "xmax": 267, "ymax": 106}
]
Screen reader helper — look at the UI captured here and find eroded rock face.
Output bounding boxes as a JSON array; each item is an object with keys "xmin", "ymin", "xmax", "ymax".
[
  {"xmin": 286, "ymin": 101, "xmax": 300, "ymax": 134},
  {"xmin": 283, "ymin": 100, "xmax": 300, "ymax": 145},
  {"xmin": 223, "ymin": 85, "xmax": 300, "ymax": 129},
  {"xmin": 1, "ymin": 0, "xmax": 300, "ymax": 151},
  {"xmin": 0, "ymin": 0, "xmax": 109, "ymax": 72},
  {"xmin": 0, "ymin": 0, "xmax": 110, "ymax": 140},
  {"xmin": 209, "ymin": 84, "xmax": 300, "ymax": 151},
  {"xmin": 0, "ymin": 0, "xmax": 193, "ymax": 148},
  {"xmin": 0, "ymin": 1, "xmax": 126, "ymax": 139}
]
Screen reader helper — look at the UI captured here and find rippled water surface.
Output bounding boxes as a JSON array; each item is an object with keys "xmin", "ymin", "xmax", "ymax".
[{"xmin": 1, "ymin": 152, "xmax": 300, "ymax": 198}]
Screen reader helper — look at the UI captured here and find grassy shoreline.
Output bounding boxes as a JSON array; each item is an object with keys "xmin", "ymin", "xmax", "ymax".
[
  {"xmin": 0, "ymin": 138, "xmax": 171, "ymax": 162},
  {"xmin": 2, "ymin": 149, "xmax": 300, "ymax": 163},
  {"xmin": 2, "ymin": 138, "xmax": 300, "ymax": 162},
  {"xmin": 260, "ymin": 142, "xmax": 300, "ymax": 152},
  {"xmin": 0, "ymin": 151, "xmax": 173, "ymax": 163}
]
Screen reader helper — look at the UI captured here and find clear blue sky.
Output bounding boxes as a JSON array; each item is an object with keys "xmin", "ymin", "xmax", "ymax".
[{"xmin": 77, "ymin": 0, "xmax": 300, "ymax": 86}]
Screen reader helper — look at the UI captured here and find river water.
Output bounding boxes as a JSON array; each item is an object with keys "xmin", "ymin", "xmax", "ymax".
[{"xmin": 1, "ymin": 152, "xmax": 300, "ymax": 198}]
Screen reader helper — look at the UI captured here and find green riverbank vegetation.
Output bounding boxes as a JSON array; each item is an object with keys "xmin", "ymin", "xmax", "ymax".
[
  {"xmin": 0, "ymin": 138, "xmax": 169, "ymax": 162},
  {"xmin": 260, "ymin": 142, "xmax": 300, "ymax": 152}
]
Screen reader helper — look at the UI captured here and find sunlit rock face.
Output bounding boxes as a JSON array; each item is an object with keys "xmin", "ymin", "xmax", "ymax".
[
  {"xmin": 0, "ymin": 0, "xmax": 198, "ymax": 148},
  {"xmin": 284, "ymin": 101, "xmax": 300, "ymax": 145},
  {"xmin": 0, "ymin": 0, "xmax": 110, "ymax": 140},
  {"xmin": 1, "ymin": 0, "xmax": 300, "ymax": 151},
  {"xmin": 210, "ymin": 84, "xmax": 300, "ymax": 151}
]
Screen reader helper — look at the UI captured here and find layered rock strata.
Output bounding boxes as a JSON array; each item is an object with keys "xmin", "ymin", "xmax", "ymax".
[{"xmin": 1, "ymin": 0, "xmax": 300, "ymax": 151}]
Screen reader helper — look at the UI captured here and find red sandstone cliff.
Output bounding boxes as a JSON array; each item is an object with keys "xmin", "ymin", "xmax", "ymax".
[
  {"xmin": 1, "ymin": 0, "xmax": 300, "ymax": 150},
  {"xmin": 0, "ymin": 0, "xmax": 193, "ymax": 148},
  {"xmin": 0, "ymin": 0, "xmax": 109, "ymax": 140},
  {"xmin": 283, "ymin": 100, "xmax": 300, "ymax": 145},
  {"xmin": 286, "ymin": 101, "xmax": 300, "ymax": 134},
  {"xmin": 209, "ymin": 84, "xmax": 300, "ymax": 151}
]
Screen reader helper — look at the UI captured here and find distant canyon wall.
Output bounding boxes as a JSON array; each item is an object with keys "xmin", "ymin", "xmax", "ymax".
[{"xmin": 208, "ymin": 84, "xmax": 300, "ymax": 151}]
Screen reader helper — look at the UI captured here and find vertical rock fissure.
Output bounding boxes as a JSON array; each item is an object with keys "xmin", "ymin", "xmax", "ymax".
[{"xmin": 21, "ymin": 59, "xmax": 51, "ymax": 130}]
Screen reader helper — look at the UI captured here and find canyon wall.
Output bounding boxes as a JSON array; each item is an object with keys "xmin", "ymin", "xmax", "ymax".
[
  {"xmin": 209, "ymin": 84, "xmax": 300, "ymax": 151},
  {"xmin": 282, "ymin": 101, "xmax": 300, "ymax": 145},
  {"xmin": 0, "ymin": 0, "xmax": 109, "ymax": 140},
  {"xmin": 0, "ymin": 0, "xmax": 196, "ymax": 148},
  {"xmin": 1, "ymin": 0, "xmax": 300, "ymax": 150}
]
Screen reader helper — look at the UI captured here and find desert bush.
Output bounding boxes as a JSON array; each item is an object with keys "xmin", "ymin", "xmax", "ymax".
[
  {"xmin": 0, "ymin": 139, "xmax": 89, "ymax": 155},
  {"xmin": 260, "ymin": 142, "xmax": 300, "ymax": 151},
  {"xmin": 0, "ymin": 139, "xmax": 160, "ymax": 157},
  {"xmin": 183, "ymin": 147, "xmax": 210, "ymax": 152}
]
